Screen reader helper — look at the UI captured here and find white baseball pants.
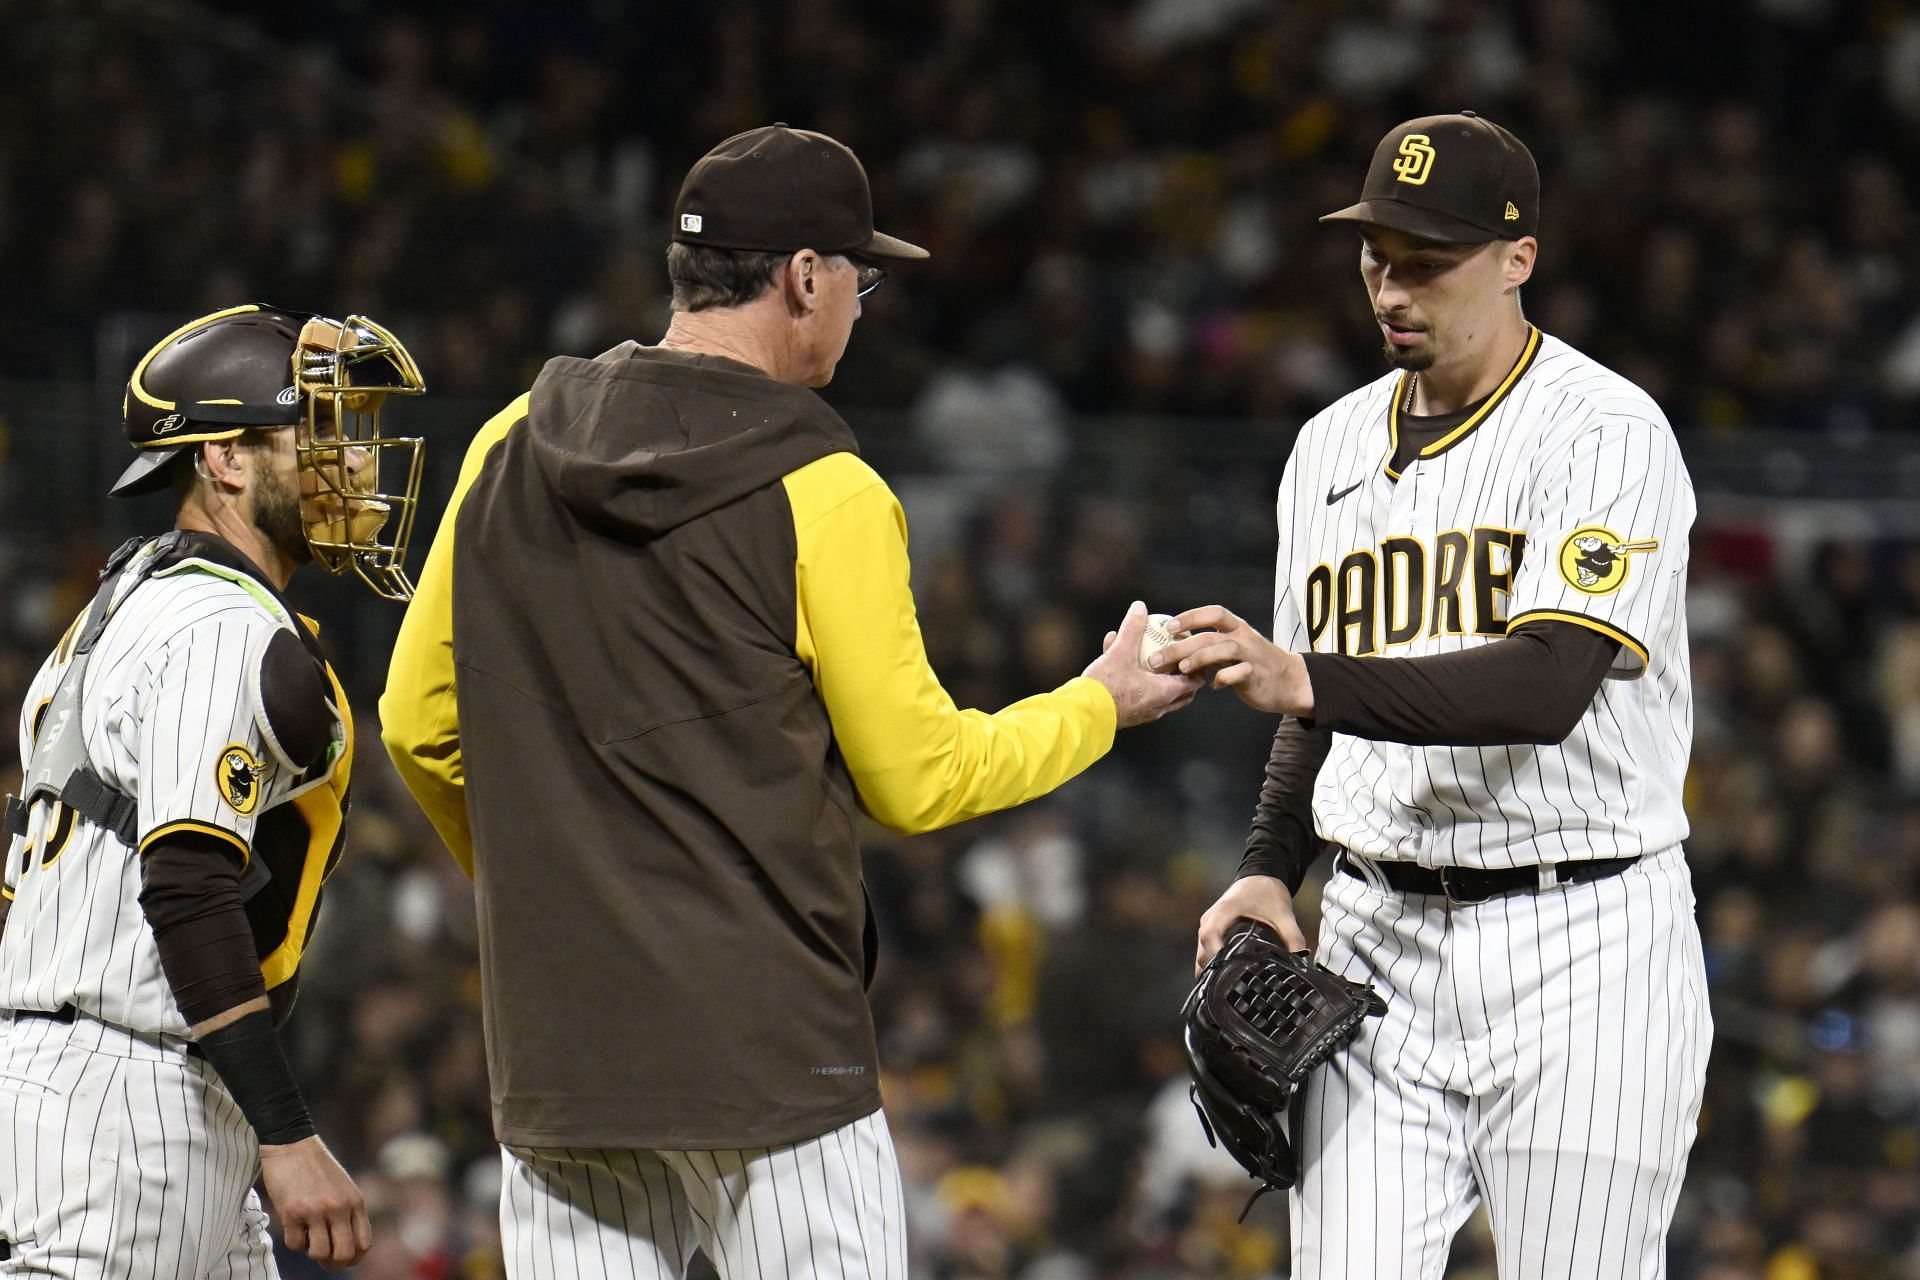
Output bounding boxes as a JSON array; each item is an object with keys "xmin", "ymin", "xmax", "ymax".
[
  {"xmin": 500, "ymin": 1108, "xmax": 908, "ymax": 1280},
  {"xmin": 0, "ymin": 1011, "xmax": 274, "ymax": 1278},
  {"xmin": 1293, "ymin": 846, "xmax": 1712, "ymax": 1279}
]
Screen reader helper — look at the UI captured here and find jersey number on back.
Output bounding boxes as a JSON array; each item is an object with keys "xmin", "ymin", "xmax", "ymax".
[{"xmin": 11, "ymin": 693, "xmax": 81, "ymax": 882}]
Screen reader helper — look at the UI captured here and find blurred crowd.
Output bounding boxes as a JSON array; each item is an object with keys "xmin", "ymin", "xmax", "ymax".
[
  {"xmin": 2, "ymin": 0, "xmax": 1918, "ymax": 1276},
  {"xmin": 1, "ymin": 0, "xmax": 1915, "ymax": 435},
  {"xmin": 5, "ymin": 466, "xmax": 1920, "ymax": 1280}
]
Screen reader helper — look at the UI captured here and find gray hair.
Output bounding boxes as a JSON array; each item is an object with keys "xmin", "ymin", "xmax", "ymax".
[{"xmin": 666, "ymin": 242, "xmax": 793, "ymax": 312}]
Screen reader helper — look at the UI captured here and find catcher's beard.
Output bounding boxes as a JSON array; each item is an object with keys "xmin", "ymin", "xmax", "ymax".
[{"xmin": 252, "ymin": 457, "xmax": 313, "ymax": 567}]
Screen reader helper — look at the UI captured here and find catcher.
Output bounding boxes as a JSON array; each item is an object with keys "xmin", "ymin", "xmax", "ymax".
[
  {"xmin": 1182, "ymin": 923, "xmax": 1386, "ymax": 1212},
  {"xmin": 0, "ymin": 304, "xmax": 426, "ymax": 1274}
]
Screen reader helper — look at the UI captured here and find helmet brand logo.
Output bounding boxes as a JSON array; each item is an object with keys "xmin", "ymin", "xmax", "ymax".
[
  {"xmin": 680, "ymin": 213, "xmax": 704, "ymax": 233},
  {"xmin": 1392, "ymin": 134, "xmax": 1435, "ymax": 186},
  {"xmin": 277, "ymin": 386, "xmax": 300, "ymax": 405},
  {"xmin": 152, "ymin": 413, "xmax": 187, "ymax": 435}
]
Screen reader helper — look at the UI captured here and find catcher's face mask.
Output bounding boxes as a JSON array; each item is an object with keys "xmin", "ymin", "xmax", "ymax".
[{"xmin": 290, "ymin": 315, "xmax": 426, "ymax": 601}]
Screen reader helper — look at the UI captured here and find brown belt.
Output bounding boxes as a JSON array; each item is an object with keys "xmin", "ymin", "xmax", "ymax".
[{"xmin": 1335, "ymin": 849, "xmax": 1639, "ymax": 905}]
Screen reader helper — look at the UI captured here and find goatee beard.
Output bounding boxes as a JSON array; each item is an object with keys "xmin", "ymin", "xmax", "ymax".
[{"xmin": 1382, "ymin": 342, "xmax": 1435, "ymax": 372}]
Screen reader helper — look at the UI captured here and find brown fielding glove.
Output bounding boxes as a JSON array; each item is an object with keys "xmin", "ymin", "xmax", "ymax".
[{"xmin": 1180, "ymin": 922, "xmax": 1386, "ymax": 1214}]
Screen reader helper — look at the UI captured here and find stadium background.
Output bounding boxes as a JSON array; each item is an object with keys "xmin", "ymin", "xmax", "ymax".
[{"xmin": 3, "ymin": 0, "xmax": 1919, "ymax": 1275}]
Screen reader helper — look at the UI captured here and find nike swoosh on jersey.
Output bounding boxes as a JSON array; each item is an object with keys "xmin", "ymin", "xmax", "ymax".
[{"xmin": 1326, "ymin": 480, "xmax": 1364, "ymax": 505}]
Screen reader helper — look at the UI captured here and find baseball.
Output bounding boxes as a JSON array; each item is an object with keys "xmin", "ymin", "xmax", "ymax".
[{"xmin": 1139, "ymin": 613, "xmax": 1185, "ymax": 667}]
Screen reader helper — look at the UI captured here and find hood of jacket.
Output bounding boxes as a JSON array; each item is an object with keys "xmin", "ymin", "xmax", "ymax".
[{"xmin": 524, "ymin": 342, "xmax": 859, "ymax": 537}]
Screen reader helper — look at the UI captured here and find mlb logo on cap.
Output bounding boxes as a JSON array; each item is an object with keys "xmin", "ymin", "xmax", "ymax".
[{"xmin": 670, "ymin": 124, "xmax": 928, "ymax": 260}]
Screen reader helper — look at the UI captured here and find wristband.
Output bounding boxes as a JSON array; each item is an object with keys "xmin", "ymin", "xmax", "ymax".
[{"xmin": 196, "ymin": 1010, "xmax": 317, "ymax": 1145}]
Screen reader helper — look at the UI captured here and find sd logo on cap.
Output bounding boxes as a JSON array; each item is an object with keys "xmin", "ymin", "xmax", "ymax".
[{"xmin": 1322, "ymin": 111, "xmax": 1539, "ymax": 244}]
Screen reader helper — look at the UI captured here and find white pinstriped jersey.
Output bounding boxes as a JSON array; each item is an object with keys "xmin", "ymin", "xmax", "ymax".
[
  {"xmin": 1275, "ymin": 328, "xmax": 1694, "ymax": 869},
  {"xmin": 0, "ymin": 545, "xmax": 346, "ymax": 1037}
]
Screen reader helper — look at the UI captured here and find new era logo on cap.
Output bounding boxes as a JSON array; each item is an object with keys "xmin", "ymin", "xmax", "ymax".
[{"xmin": 680, "ymin": 213, "xmax": 704, "ymax": 234}]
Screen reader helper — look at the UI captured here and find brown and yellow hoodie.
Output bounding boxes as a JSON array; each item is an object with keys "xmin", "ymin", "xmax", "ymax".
[{"xmin": 381, "ymin": 344, "xmax": 1114, "ymax": 1150}]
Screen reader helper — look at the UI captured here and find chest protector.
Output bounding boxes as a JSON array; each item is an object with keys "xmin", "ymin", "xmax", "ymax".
[{"xmin": 4, "ymin": 533, "xmax": 351, "ymax": 1011}]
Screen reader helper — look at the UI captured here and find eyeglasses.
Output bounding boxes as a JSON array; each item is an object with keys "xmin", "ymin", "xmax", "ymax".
[{"xmin": 851, "ymin": 258, "xmax": 887, "ymax": 298}]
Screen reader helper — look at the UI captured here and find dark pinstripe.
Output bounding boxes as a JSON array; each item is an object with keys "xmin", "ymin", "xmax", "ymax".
[
  {"xmin": 1274, "ymin": 338, "xmax": 1694, "ymax": 873},
  {"xmin": 715, "ymin": 1152, "xmax": 750, "ymax": 1277},
  {"xmin": 674, "ymin": 1153, "xmax": 733, "ymax": 1278},
  {"xmin": 1291, "ymin": 851, "xmax": 1708, "ymax": 1277},
  {"xmin": 0, "ymin": 554, "xmax": 301, "ymax": 1280},
  {"xmin": 791, "ymin": 1143, "xmax": 821, "ymax": 1274},
  {"xmin": 500, "ymin": 1110, "xmax": 906, "ymax": 1279},
  {"xmin": 751, "ymin": 1148, "xmax": 796, "ymax": 1280},
  {"xmin": 0, "ymin": 1015, "xmax": 276, "ymax": 1277},
  {"xmin": 3, "ymin": 575, "xmax": 294, "ymax": 1027},
  {"xmin": 832, "ymin": 1118, "xmax": 877, "ymax": 1279},
  {"xmin": 1265, "ymin": 333, "xmax": 1706, "ymax": 1274},
  {"xmin": 628, "ymin": 1150, "xmax": 669, "ymax": 1280}
]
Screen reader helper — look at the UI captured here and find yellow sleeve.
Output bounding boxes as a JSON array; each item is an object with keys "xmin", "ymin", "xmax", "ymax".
[
  {"xmin": 785, "ymin": 452, "xmax": 1116, "ymax": 835},
  {"xmin": 379, "ymin": 392, "xmax": 529, "ymax": 877}
]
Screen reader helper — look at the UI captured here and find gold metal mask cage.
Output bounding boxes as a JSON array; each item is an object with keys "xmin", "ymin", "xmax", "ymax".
[{"xmin": 291, "ymin": 315, "xmax": 426, "ymax": 601}]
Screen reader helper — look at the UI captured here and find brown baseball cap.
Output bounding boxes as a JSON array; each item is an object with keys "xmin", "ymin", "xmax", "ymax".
[
  {"xmin": 1321, "ymin": 112, "xmax": 1539, "ymax": 244},
  {"xmin": 671, "ymin": 124, "xmax": 929, "ymax": 261}
]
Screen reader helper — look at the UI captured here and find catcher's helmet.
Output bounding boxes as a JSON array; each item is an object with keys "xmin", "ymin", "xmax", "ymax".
[
  {"xmin": 113, "ymin": 304, "xmax": 427, "ymax": 600},
  {"xmin": 116, "ymin": 304, "xmax": 311, "ymax": 496}
]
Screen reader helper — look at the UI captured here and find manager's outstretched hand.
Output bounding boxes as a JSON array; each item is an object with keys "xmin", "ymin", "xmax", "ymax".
[
  {"xmin": 1084, "ymin": 601, "xmax": 1204, "ymax": 727},
  {"xmin": 1150, "ymin": 605, "xmax": 1316, "ymax": 716}
]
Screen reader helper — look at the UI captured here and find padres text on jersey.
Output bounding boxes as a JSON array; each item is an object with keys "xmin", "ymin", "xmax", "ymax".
[{"xmin": 1273, "ymin": 329, "xmax": 1694, "ymax": 869}]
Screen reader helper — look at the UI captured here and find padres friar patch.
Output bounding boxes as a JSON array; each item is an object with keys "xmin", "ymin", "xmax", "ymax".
[
  {"xmin": 215, "ymin": 743, "xmax": 267, "ymax": 815},
  {"xmin": 1558, "ymin": 526, "xmax": 1658, "ymax": 596}
]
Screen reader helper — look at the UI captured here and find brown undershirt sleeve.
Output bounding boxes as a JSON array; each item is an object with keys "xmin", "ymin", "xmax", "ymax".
[
  {"xmin": 137, "ymin": 833, "xmax": 268, "ymax": 1026},
  {"xmin": 1300, "ymin": 620, "xmax": 1619, "ymax": 747},
  {"xmin": 1237, "ymin": 717, "xmax": 1333, "ymax": 892},
  {"xmin": 136, "ymin": 834, "xmax": 317, "ymax": 1145}
]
